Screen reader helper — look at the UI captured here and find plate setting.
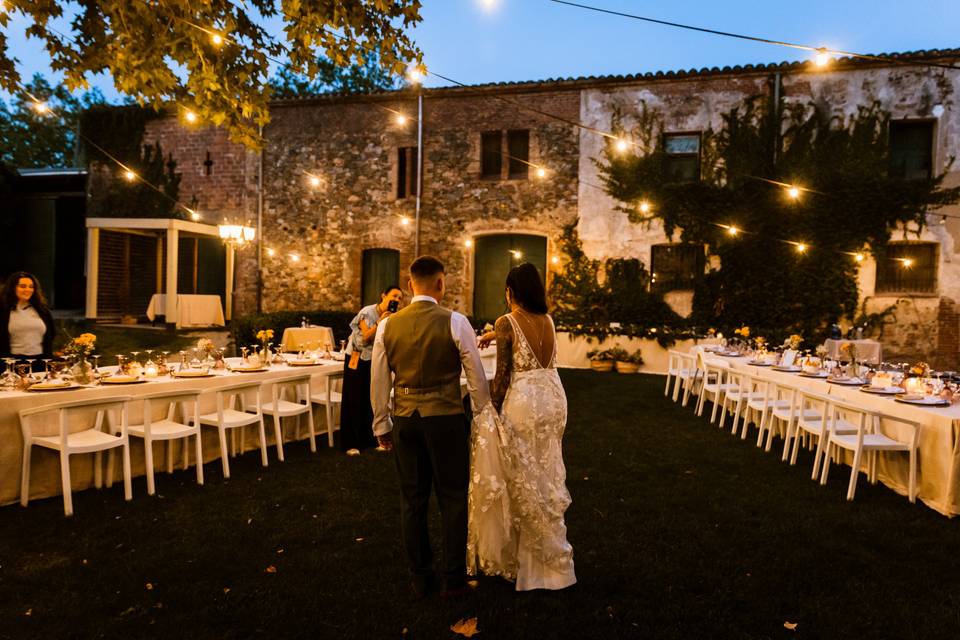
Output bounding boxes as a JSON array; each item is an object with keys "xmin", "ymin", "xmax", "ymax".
[
  {"xmin": 827, "ymin": 377, "xmax": 865, "ymax": 386},
  {"xmin": 860, "ymin": 385, "xmax": 905, "ymax": 395},
  {"xmin": 101, "ymin": 376, "xmax": 147, "ymax": 385},
  {"xmin": 27, "ymin": 381, "xmax": 83, "ymax": 392},
  {"xmin": 894, "ymin": 394, "xmax": 951, "ymax": 407},
  {"xmin": 772, "ymin": 365, "xmax": 801, "ymax": 372},
  {"xmin": 229, "ymin": 367, "xmax": 268, "ymax": 373}
]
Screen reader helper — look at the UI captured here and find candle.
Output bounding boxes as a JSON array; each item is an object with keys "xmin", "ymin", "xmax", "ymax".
[{"xmin": 144, "ymin": 365, "xmax": 158, "ymax": 378}]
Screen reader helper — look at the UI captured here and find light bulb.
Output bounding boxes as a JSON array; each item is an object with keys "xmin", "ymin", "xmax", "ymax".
[
  {"xmin": 289, "ymin": 253, "xmax": 300, "ymax": 262},
  {"xmin": 400, "ymin": 216, "xmax": 411, "ymax": 226},
  {"xmin": 123, "ymin": 170, "xmax": 137, "ymax": 182},
  {"xmin": 854, "ymin": 253, "xmax": 865, "ymax": 263},
  {"xmin": 308, "ymin": 175, "xmax": 321, "ymax": 188},
  {"xmin": 551, "ymin": 256, "xmax": 560, "ymax": 265},
  {"xmin": 32, "ymin": 101, "xmax": 51, "ymax": 115},
  {"xmin": 464, "ymin": 239, "xmax": 473, "ymax": 248},
  {"xmin": 407, "ymin": 65, "xmax": 423, "ymax": 85},
  {"xmin": 614, "ymin": 138, "xmax": 629, "ymax": 153},
  {"xmin": 189, "ymin": 210, "xmax": 200, "ymax": 221},
  {"xmin": 511, "ymin": 250, "xmax": 523, "ymax": 259},
  {"xmin": 814, "ymin": 48, "xmax": 831, "ymax": 67},
  {"xmin": 266, "ymin": 248, "xmax": 276, "ymax": 257},
  {"xmin": 211, "ymin": 33, "xmax": 224, "ymax": 46},
  {"xmin": 727, "ymin": 226, "xmax": 739, "ymax": 237},
  {"xmin": 184, "ymin": 110, "xmax": 197, "ymax": 123},
  {"xmin": 638, "ymin": 200, "xmax": 651, "ymax": 214},
  {"xmin": 535, "ymin": 167, "xmax": 547, "ymax": 179},
  {"xmin": 787, "ymin": 186, "xmax": 801, "ymax": 200},
  {"xmin": 795, "ymin": 243, "xmax": 807, "ymax": 253},
  {"xmin": 901, "ymin": 258, "xmax": 913, "ymax": 268},
  {"xmin": 396, "ymin": 114, "xmax": 408, "ymax": 125}
]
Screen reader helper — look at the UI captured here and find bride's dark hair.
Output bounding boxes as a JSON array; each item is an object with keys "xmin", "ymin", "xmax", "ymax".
[{"xmin": 506, "ymin": 263, "xmax": 548, "ymax": 314}]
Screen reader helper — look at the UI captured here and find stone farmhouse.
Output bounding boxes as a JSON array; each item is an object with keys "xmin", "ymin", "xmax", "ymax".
[{"xmin": 89, "ymin": 48, "xmax": 960, "ymax": 360}]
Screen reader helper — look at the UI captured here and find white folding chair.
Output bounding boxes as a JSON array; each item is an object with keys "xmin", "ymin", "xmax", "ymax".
[
  {"xmin": 261, "ymin": 374, "xmax": 317, "ymax": 460},
  {"xmin": 720, "ymin": 369, "xmax": 768, "ymax": 437},
  {"xmin": 789, "ymin": 391, "xmax": 859, "ymax": 481},
  {"xmin": 310, "ymin": 370, "xmax": 343, "ymax": 448},
  {"xmin": 197, "ymin": 381, "xmax": 268, "ymax": 479},
  {"xmin": 20, "ymin": 395, "xmax": 133, "ymax": 517},
  {"xmin": 128, "ymin": 389, "xmax": 204, "ymax": 496},
  {"xmin": 820, "ymin": 403, "xmax": 920, "ymax": 502},
  {"xmin": 665, "ymin": 350, "xmax": 698, "ymax": 404},
  {"xmin": 750, "ymin": 379, "xmax": 798, "ymax": 453},
  {"xmin": 695, "ymin": 353, "xmax": 739, "ymax": 424},
  {"xmin": 678, "ymin": 351, "xmax": 701, "ymax": 407}
]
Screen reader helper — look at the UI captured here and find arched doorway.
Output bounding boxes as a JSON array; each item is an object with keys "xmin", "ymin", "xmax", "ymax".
[{"xmin": 472, "ymin": 234, "xmax": 547, "ymax": 324}]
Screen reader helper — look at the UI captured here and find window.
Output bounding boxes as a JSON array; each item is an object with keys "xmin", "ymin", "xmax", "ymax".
[
  {"xmin": 875, "ymin": 242, "xmax": 938, "ymax": 294},
  {"xmin": 650, "ymin": 244, "xmax": 704, "ymax": 292},
  {"xmin": 481, "ymin": 132, "xmax": 502, "ymax": 179},
  {"xmin": 397, "ymin": 147, "xmax": 419, "ymax": 199},
  {"xmin": 663, "ymin": 133, "xmax": 700, "ymax": 183},
  {"xmin": 480, "ymin": 129, "xmax": 530, "ymax": 180},
  {"xmin": 361, "ymin": 249, "xmax": 401, "ymax": 306},
  {"xmin": 507, "ymin": 130, "xmax": 530, "ymax": 178},
  {"xmin": 890, "ymin": 121, "xmax": 934, "ymax": 180}
]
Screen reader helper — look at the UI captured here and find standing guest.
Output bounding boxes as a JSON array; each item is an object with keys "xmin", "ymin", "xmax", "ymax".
[
  {"xmin": 339, "ymin": 284, "xmax": 404, "ymax": 456},
  {"xmin": 0, "ymin": 271, "xmax": 56, "ymax": 369}
]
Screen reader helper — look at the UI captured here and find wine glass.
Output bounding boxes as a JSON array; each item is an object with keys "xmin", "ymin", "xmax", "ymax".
[
  {"xmin": 116, "ymin": 354, "xmax": 127, "ymax": 375},
  {"xmin": 1, "ymin": 358, "xmax": 17, "ymax": 389},
  {"xmin": 41, "ymin": 358, "xmax": 52, "ymax": 380},
  {"xmin": 91, "ymin": 355, "xmax": 101, "ymax": 382}
]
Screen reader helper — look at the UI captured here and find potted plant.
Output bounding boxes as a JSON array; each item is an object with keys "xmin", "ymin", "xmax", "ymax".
[
  {"xmin": 587, "ymin": 349, "xmax": 615, "ymax": 372},
  {"xmin": 610, "ymin": 347, "xmax": 643, "ymax": 374}
]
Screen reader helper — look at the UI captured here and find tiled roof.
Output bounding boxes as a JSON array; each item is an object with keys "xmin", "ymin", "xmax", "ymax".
[{"xmin": 271, "ymin": 47, "xmax": 960, "ymax": 105}]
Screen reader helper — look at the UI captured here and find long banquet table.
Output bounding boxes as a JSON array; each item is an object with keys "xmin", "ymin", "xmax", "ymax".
[
  {"xmin": 707, "ymin": 353, "xmax": 960, "ymax": 516},
  {"xmin": 0, "ymin": 359, "xmax": 343, "ymax": 507}
]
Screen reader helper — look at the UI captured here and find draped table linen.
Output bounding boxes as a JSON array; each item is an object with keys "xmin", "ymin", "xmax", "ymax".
[{"xmin": 146, "ymin": 294, "xmax": 226, "ymax": 328}]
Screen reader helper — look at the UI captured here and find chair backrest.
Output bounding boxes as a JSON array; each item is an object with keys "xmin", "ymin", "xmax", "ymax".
[
  {"xmin": 268, "ymin": 374, "xmax": 313, "ymax": 403},
  {"xmin": 829, "ymin": 399, "xmax": 871, "ymax": 440},
  {"xmin": 667, "ymin": 350, "xmax": 684, "ymax": 371},
  {"xmin": 20, "ymin": 395, "xmax": 132, "ymax": 445},
  {"xmin": 140, "ymin": 389, "xmax": 203, "ymax": 431},
  {"xmin": 797, "ymin": 390, "xmax": 831, "ymax": 431},
  {"xmin": 213, "ymin": 380, "xmax": 263, "ymax": 415}
]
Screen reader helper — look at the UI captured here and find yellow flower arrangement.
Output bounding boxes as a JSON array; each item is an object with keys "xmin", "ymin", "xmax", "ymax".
[
  {"xmin": 255, "ymin": 329, "xmax": 274, "ymax": 343},
  {"xmin": 909, "ymin": 361, "xmax": 929, "ymax": 376},
  {"xmin": 787, "ymin": 334, "xmax": 803, "ymax": 350},
  {"xmin": 62, "ymin": 332, "xmax": 97, "ymax": 358},
  {"xmin": 734, "ymin": 326, "xmax": 750, "ymax": 338}
]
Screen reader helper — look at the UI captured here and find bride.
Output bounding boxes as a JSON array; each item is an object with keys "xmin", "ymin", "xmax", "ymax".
[{"xmin": 467, "ymin": 262, "xmax": 576, "ymax": 591}]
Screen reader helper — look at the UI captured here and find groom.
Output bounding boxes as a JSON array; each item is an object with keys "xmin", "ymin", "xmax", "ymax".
[{"xmin": 370, "ymin": 255, "xmax": 491, "ymax": 600}]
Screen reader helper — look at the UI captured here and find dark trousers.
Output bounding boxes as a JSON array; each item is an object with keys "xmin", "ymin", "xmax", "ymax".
[
  {"xmin": 338, "ymin": 359, "xmax": 377, "ymax": 452},
  {"xmin": 393, "ymin": 410, "xmax": 470, "ymax": 589}
]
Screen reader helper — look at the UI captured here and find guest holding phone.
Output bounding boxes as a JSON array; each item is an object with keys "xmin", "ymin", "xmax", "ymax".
[
  {"xmin": 339, "ymin": 284, "xmax": 404, "ymax": 455},
  {"xmin": 0, "ymin": 271, "xmax": 56, "ymax": 370}
]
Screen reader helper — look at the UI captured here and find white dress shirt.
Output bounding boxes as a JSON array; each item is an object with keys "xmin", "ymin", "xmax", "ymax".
[{"xmin": 370, "ymin": 295, "xmax": 491, "ymax": 436}]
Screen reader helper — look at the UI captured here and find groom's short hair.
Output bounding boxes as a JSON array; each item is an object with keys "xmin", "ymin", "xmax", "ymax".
[{"xmin": 409, "ymin": 255, "xmax": 445, "ymax": 283}]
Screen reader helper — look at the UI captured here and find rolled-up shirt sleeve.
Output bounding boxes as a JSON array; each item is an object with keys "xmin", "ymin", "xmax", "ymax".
[
  {"xmin": 370, "ymin": 318, "xmax": 393, "ymax": 436},
  {"xmin": 451, "ymin": 312, "xmax": 491, "ymax": 413}
]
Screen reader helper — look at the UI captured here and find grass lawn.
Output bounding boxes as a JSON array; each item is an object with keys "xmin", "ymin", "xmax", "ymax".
[{"xmin": 1, "ymin": 371, "xmax": 959, "ymax": 639}]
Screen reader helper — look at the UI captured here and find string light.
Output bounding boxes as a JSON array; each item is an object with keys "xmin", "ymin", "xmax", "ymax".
[
  {"xmin": 794, "ymin": 242, "xmax": 807, "ymax": 253},
  {"xmin": 186, "ymin": 209, "xmax": 201, "ymax": 221},
  {"xmin": 308, "ymin": 174, "xmax": 322, "ymax": 188},
  {"xmin": 638, "ymin": 200, "xmax": 652, "ymax": 214},
  {"xmin": 32, "ymin": 101, "xmax": 51, "ymax": 115},
  {"xmin": 901, "ymin": 257, "xmax": 914, "ymax": 268},
  {"xmin": 464, "ymin": 239, "xmax": 473, "ymax": 248},
  {"xmin": 854, "ymin": 252, "xmax": 865, "ymax": 262},
  {"xmin": 814, "ymin": 48, "xmax": 832, "ymax": 67},
  {"xmin": 289, "ymin": 253, "xmax": 300, "ymax": 262},
  {"xmin": 210, "ymin": 33, "xmax": 224, "ymax": 46},
  {"xmin": 184, "ymin": 110, "xmax": 198, "ymax": 124},
  {"xmin": 266, "ymin": 248, "xmax": 276, "ymax": 257},
  {"xmin": 400, "ymin": 216, "xmax": 411, "ymax": 226},
  {"xmin": 511, "ymin": 250, "xmax": 523, "ymax": 259},
  {"xmin": 551, "ymin": 256, "xmax": 560, "ymax": 265},
  {"xmin": 407, "ymin": 65, "xmax": 424, "ymax": 85},
  {"xmin": 535, "ymin": 167, "xmax": 547, "ymax": 179},
  {"xmin": 941, "ymin": 215, "xmax": 948, "ymax": 225},
  {"xmin": 787, "ymin": 186, "xmax": 801, "ymax": 200},
  {"xmin": 727, "ymin": 226, "xmax": 739, "ymax": 237},
  {"xmin": 395, "ymin": 113, "xmax": 408, "ymax": 126},
  {"xmin": 123, "ymin": 169, "xmax": 137, "ymax": 182},
  {"xmin": 614, "ymin": 138, "xmax": 629, "ymax": 153}
]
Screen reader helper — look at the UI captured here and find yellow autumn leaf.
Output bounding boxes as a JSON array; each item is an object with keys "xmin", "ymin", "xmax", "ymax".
[
  {"xmin": 784, "ymin": 621, "xmax": 798, "ymax": 631},
  {"xmin": 265, "ymin": 565, "xmax": 277, "ymax": 574},
  {"xmin": 451, "ymin": 617, "xmax": 480, "ymax": 638}
]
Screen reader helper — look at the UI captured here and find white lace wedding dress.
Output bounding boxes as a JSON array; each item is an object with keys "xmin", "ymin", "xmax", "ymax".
[{"xmin": 467, "ymin": 314, "xmax": 576, "ymax": 591}]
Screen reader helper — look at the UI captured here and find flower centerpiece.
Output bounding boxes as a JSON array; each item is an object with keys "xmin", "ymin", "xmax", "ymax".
[
  {"xmin": 784, "ymin": 334, "xmax": 803, "ymax": 351},
  {"xmin": 904, "ymin": 361, "xmax": 931, "ymax": 394},
  {"xmin": 62, "ymin": 332, "xmax": 97, "ymax": 384},
  {"xmin": 587, "ymin": 348, "xmax": 615, "ymax": 372},
  {"xmin": 840, "ymin": 342, "xmax": 859, "ymax": 378},
  {"xmin": 255, "ymin": 329, "xmax": 274, "ymax": 361},
  {"xmin": 733, "ymin": 325, "xmax": 750, "ymax": 350}
]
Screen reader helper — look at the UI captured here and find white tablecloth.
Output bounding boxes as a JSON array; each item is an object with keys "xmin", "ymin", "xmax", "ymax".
[
  {"xmin": 146, "ymin": 294, "xmax": 226, "ymax": 328},
  {"xmin": 824, "ymin": 339, "xmax": 883, "ymax": 365},
  {"xmin": 0, "ymin": 359, "xmax": 341, "ymax": 506},
  {"xmin": 706, "ymin": 353, "xmax": 960, "ymax": 516},
  {"xmin": 280, "ymin": 327, "xmax": 336, "ymax": 352}
]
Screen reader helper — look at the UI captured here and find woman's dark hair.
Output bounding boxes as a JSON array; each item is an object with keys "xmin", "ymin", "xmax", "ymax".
[
  {"xmin": 1, "ymin": 271, "xmax": 49, "ymax": 311},
  {"xmin": 381, "ymin": 284, "xmax": 402, "ymax": 296},
  {"xmin": 506, "ymin": 263, "xmax": 548, "ymax": 314}
]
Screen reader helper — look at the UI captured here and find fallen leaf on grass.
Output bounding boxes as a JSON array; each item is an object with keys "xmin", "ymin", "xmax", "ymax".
[
  {"xmin": 451, "ymin": 617, "xmax": 480, "ymax": 638},
  {"xmin": 276, "ymin": 548, "xmax": 284, "ymax": 555},
  {"xmin": 355, "ymin": 537, "xmax": 364, "ymax": 542},
  {"xmin": 24, "ymin": 609, "xmax": 32, "ymax": 617},
  {"xmin": 265, "ymin": 565, "xmax": 277, "ymax": 574},
  {"xmin": 246, "ymin": 518, "xmax": 252, "ymax": 525},
  {"xmin": 784, "ymin": 621, "xmax": 798, "ymax": 631},
  {"xmin": 223, "ymin": 588, "xmax": 231, "ymax": 594},
  {"xmin": 145, "ymin": 583, "xmax": 154, "ymax": 591}
]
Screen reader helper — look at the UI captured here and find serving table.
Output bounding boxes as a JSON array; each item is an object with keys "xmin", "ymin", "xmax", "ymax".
[
  {"xmin": 706, "ymin": 352, "xmax": 960, "ymax": 516},
  {"xmin": 280, "ymin": 326, "xmax": 336, "ymax": 353},
  {"xmin": 146, "ymin": 294, "xmax": 226, "ymax": 328},
  {"xmin": 0, "ymin": 359, "xmax": 341, "ymax": 507},
  {"xmin": 823, "ymin": 339, "xmax": 883, "ymax": 365}
]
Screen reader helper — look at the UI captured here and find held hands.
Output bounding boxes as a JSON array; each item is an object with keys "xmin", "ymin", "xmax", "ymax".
[
  {"xmin": 477, "ymin": 331, "xmax": 496, "ymax": 350},
  {"xmin": 376, "ymin": 433, "xmax": 393, "ymax": 451}
]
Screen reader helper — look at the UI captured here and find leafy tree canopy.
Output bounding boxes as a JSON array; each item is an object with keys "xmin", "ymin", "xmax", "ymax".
[
  {"xmin": 595, "ymin": 97, "xmax": 960, "ymax": 341},
  {"xmin": 269, "ymin": 54, "xmax": 397, "ymax": 98},
  {"xmin": 0, "ymin": 1, "xmax": 423, "ymax": 148},
  {"xmin": 0, "ymin": 73, "xmax": 105, "ymax": 167}
]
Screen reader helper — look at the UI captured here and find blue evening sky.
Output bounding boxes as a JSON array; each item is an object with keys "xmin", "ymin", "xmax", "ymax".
[{"xmin": 4, "ymin": 0, "xmax": 960, "ymax": 99}]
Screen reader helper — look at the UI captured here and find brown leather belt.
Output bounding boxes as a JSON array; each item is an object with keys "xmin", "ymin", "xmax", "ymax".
[{"xmin": 395, "ymin": 381, "xmax": 458, "ymax": 395}]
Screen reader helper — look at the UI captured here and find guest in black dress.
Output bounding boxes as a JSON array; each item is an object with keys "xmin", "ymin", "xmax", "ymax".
[{"xmin": 339, "ymin": 285, "xmax": 404, "ymax": 455}]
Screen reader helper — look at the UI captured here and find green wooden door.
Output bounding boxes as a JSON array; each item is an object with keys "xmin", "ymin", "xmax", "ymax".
[
  {"xmin": 473, "ymin": 234, "xmax": 546, "ymax": 324},
  {"xmin": 362, "ymin": 249, "xmax": 401, "ymax": 306}
]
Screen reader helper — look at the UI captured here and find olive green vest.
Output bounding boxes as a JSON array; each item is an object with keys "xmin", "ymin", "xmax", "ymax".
[{"xmin": 382, "ymin": 300, "xmax": 464, "ymax": 417}]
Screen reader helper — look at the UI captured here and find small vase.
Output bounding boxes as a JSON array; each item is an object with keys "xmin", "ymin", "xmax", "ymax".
[
  {"xmin": 845, "ymin": 360, "xmax": 859, "ymax": 378},
  {"xmin": 71, "ymin": 357, "xmax": 94, "ymax": 385}
]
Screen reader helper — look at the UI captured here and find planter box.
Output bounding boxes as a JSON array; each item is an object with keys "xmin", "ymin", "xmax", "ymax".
[
  {"xmin": 590, "ymin": 359, "xmax": 614, "ymax": 372},
  {"xmin": 557, "ymin": 332, "xmax": 720, "ymax": 375},
  {"xmin": 614, "ymin": 361, "xmax": 640, "ymax": 374}
]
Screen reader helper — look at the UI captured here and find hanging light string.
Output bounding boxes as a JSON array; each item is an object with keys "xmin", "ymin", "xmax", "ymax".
[{"xmin": 548, "ymin": 0, "xmax": 960, "ymax": 72}]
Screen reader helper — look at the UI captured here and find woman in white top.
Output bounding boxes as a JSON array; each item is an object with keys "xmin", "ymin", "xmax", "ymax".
[{"xmin": 1, "ymin": 271, "xmax": 56, "ymax": 368}]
